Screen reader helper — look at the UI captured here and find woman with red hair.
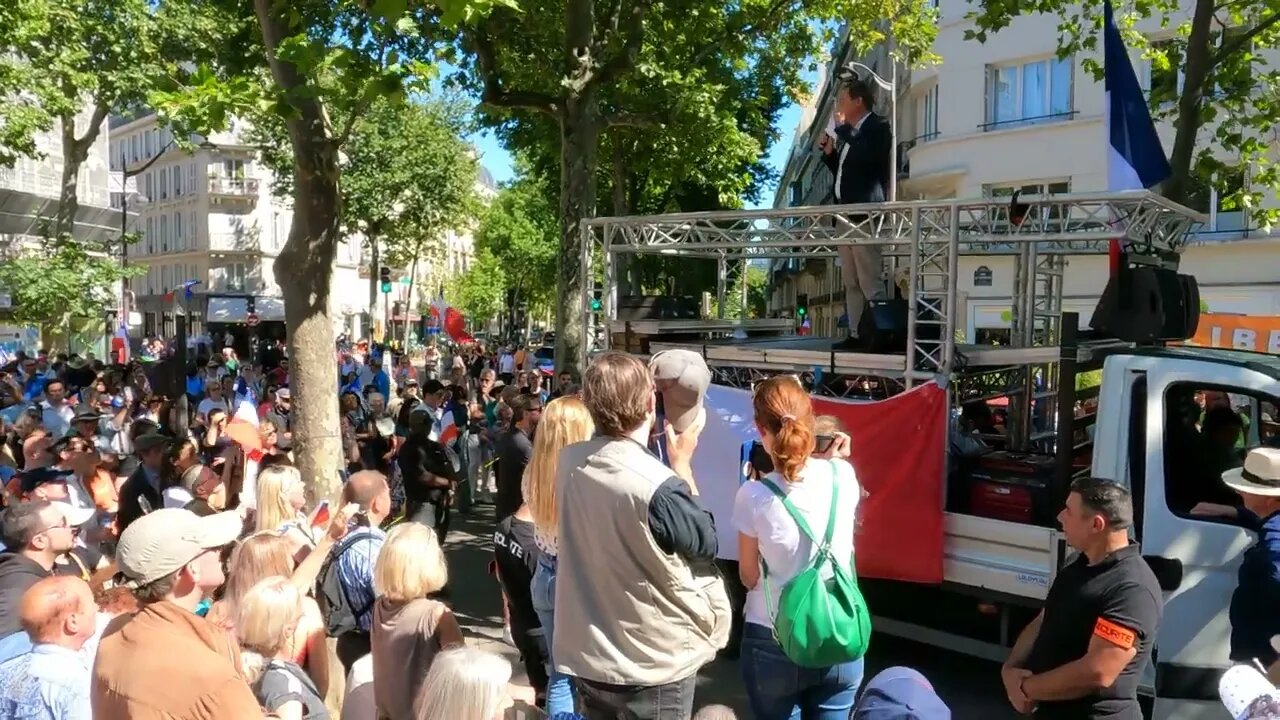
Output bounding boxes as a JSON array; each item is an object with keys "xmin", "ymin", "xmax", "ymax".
[{"xmin": 733, "ymin": 375, "xmax": 865, "ymax": 719}]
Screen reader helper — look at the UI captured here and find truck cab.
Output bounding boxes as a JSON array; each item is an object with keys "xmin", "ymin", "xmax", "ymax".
[{"xmin": 1092, "ymin": 346, "xmax": 1280, "ymax": 715}]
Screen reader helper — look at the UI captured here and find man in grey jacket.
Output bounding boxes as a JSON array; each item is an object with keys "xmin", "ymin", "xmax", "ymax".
[{"xmin": 554, "ymin": 352, "xmax": 730, "ymax": 720}]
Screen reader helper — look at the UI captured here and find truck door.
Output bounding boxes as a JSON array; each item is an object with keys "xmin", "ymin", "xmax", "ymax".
[{"xmin": 1140, "ymin": 356, "xmax": 1280, "ymax": 718}]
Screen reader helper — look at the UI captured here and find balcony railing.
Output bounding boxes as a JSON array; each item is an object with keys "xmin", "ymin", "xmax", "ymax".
[
  {"xmin": 208, "ymin": 177, "xmax": 260, "ymax": 197},
  {"xmin": 979, "ymin": 110, "xmax": 1079, "ymax": 132}
]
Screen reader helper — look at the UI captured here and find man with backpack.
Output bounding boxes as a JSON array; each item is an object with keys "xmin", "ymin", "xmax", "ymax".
[{"xmin": 321, "ymin": 470, "xmax": 392, "ymax": 675}]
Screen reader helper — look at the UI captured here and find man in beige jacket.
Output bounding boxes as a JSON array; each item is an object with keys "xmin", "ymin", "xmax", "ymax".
[{"xmin": 555, "ymin": 352, "xmax": 730, "ymax": 720}]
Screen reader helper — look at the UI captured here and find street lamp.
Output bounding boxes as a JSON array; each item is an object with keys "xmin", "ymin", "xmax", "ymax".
[{"xmin": 840, "ymin": 59, "xmax": 899, "ymax": 202}]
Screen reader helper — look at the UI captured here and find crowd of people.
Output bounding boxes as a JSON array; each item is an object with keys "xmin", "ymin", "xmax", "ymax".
[{"xmin": 0, "ymin": 336, "xmax": 1277, "ymax": 720}]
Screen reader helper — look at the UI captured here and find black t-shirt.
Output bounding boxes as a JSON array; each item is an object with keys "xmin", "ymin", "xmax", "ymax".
[
  {"xmin": 493, "ymin": 514, "xmax": 542, "ymax": 639},
  {"xmin": 494, "ymin": 428, "xmax": 533, "ymax": 518},
  {"xmin": 1025, "ymin": 543, "xmax": 1163, "ymax": 720}
]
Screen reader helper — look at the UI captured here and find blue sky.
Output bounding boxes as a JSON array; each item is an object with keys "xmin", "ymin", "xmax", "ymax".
[{"xmin": 467, "ymin": 102, "xmax": 806, "ymax": 211}]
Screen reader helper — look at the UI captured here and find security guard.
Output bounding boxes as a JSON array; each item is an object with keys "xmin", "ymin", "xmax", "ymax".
[{"xmin": 1000, "ymin": 478, "xmax": 1163, "ymax": 719}]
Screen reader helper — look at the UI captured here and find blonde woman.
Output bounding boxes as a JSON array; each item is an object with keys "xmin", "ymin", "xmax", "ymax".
[
  {"xmin": 371, "ymin": 522, "xmax": 464, "ymax": 720},
  {"xmin": 208, "ymin": 532, "xmax": 330, "ymax": 698},
  {"xmin": 413, "ymin": 647, "xmax": 513, "ymax": 720},
  {"xmin": 521, "ymin": 395, "xmax": 594, "ymax": 716},
  {"xmin": 255, "ymin": 464, "xmax": 313, "ymax": 554},
  {"xmin": 238, "ymin": 577, "xmax": 331, "ymax": 720}
]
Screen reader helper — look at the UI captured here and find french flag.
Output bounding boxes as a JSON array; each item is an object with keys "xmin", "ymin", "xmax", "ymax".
[
  {"xmin": 1104, "ymin": 0, "xmax": 1171, "ymax": 275},
  {"xmin": 437, "ymin": 404, "xmax": 460, "ymax": 446}
]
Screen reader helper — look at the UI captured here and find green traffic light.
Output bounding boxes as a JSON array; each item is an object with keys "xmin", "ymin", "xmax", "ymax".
[
  {"xmin": 381, "ymin": 282, "xmax": 392, "ymax": 293},
  {"xmin": 590, "ymin": 298, "xmax": 602, "ymax": 312},
  {"xmin": 797, "ymin": 306, "xmax": 807, "ymax": 317}
]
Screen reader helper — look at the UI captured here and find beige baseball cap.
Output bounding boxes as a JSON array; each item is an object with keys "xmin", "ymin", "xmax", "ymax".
[
  {"xmin": 116, "ymin": 508, "xmax": 243, "ymax": 586},
  {"xmin": 650, "ymin": 349, "xmax": 712, "ymax": 433}
]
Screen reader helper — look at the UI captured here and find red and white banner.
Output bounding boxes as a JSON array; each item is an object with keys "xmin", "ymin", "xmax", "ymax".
[{"xmin": 695, "ymin": 381, "xmax": 947, "ymax": 584}]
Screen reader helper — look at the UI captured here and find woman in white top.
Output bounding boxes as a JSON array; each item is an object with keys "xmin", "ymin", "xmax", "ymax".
[
  {"xmin": 521, "ymin": 395, "xmax": 594, "ymax": 718},
  {"xmin": 732, "ymin": 375, "xmax": 864, "ymax": 720}
]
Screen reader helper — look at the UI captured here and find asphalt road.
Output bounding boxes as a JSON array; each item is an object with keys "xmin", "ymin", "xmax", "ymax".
[{"xmin": 444, "ymin": 503, "xmax": 1021, "ymax": 718}]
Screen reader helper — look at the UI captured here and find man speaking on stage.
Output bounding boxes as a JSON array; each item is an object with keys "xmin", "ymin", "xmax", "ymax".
[{"xmin": 818, "ymin": 72, "xmax": 893, "ymax": 350}]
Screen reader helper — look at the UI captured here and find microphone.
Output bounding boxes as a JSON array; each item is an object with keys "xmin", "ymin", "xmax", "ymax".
[{"xmin": 1219, "ymin": 664, "xmax": 1279, "ymax": 719}]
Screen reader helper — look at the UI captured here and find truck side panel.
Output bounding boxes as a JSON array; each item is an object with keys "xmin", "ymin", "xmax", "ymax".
[{"xmin": 943, "ymin": 512, "xmax": 1059, "ymax": 600}]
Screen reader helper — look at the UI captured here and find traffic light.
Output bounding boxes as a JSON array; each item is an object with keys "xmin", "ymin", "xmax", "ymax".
[
  {"xmin": 246, "ymin": 296, "xmax": 256, "ymax": 315},
  {"xmin": 379, "ymin": 266, "xmax": 391, "ymax": 294},
  {"xmin": 796, "ymin": 293, "xmax": 809, "ymax": 320},
  {"xmin": 589, "ymin": 291, "xmax": 602, "ymax": 313}
]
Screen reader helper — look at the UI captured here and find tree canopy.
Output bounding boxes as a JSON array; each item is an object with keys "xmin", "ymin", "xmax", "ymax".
[
  {"xmin": 0, "ymin": 234, "xmax": 141, "ymax": 328},
  {"xmin": 473, "ymin": 170, "xmax": 559, "ymax": 323},
  {"xmin": 968, "ymin": 0, "xmax": 1280, "ymax": 226},
  {"xmin": 0, "ymin": 0, "xmax": 230, "ymax": 235}
]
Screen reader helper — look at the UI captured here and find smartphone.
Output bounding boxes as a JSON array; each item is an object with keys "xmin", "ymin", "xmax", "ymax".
[
  {"xmin": 309, "ymin": 499, "xmax": 331, "ymax": 527},
  {"xmin": 814, "ymin": 434, "xmax": 835, "ymax": 454},
  {"xmin": 749, "ymin": 440, "xmax": 774, "ymax": 476}
]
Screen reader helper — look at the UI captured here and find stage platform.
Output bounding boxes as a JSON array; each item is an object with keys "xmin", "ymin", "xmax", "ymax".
[{"xmin": 642, "ymin": 331, "xmax": 1131, "ymax": 377}]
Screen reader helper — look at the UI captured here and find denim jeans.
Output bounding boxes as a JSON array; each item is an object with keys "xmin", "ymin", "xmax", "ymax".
[
  {"xmin": 575, "ymin": 673, "xmax": 696, "ymax": 720},
  {"xmin": 740, "ymin": 622, "xmax": 865, "ymax": 720},
  {"xmin": 532, "ymin": 555, "xmax": 576, "ymax": 716}
]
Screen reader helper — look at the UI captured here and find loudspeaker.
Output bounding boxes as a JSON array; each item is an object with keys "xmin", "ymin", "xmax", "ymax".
[
  {"xmin": 856, "ymin": 299, "xmax": 942, "ymax": 353},
  {"xmin": 1091, "ymin": 265, "xmax": 1200, "ymax": 343}
]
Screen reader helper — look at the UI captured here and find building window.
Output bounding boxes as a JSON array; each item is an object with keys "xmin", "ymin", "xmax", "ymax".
[
  {"xmin": 915, "ymin": 84, "xmax": 939, "ymax": 142},
  {"xmin": 789, "ymin": 180, "xmax": 803, "ymax": 206},
  {"xmin": 173, "ymin": 166, "xmax": 183, "ymax": 197},
  {"xmin": 984, "ymin": 180, "xmax": 1071, "ymax": 198},
  {"xmin": 159, "ymin": 215, "xmax": 169, "ymax": 253},
  {"xmin": 984, "ymin": 57, "xmax": 1074, "ymax": 130},
  {"xmin": 143, "ymin": 173, "xmax": 153, "ymax": 201},
  {"xmin": 985, "ymin": 180, "xmax": 1072, "ymax": 222},
  {"xmin": 145, "ymin": 217, "xmax": 153, "ymax": 254},
  {"xmin": 174, "ymin": 212, "xmax": 183, "ymax": 251},
  {"xmin": 227, "ymin": 263, "xmax": 246, "ymax": 293},
  {"xmin": 973, "ymin": 266, "xmax": 993, "ymax": 287}
]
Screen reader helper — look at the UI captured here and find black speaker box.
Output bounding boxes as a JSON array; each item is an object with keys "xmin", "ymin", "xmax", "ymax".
[
  {"xmin": 616, "ymin": 295, "xmax": 700, "ymax": 321},
  {"xmin": 1091, "ymin": 265, "xmax": 1200, "ymax": 343},
  {"xmin": 856, "ymin": 299, "xmax": 942, "ymax": 353}
]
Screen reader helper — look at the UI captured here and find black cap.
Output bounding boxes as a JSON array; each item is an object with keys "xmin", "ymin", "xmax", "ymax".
[
  {"xmin": 133, "ymin": 432, "xmax": 170, "ymax": 453},
  {"xmin": 422, "ymin": 379, "xmax": 446, "ymax": 395},
  {"xmin": 19, "ymin": 466, "xmax": 74, "ymax": 494},
  {"xmin": 71, "ymin": 404, "xmax": 102, "ymax": 424}
]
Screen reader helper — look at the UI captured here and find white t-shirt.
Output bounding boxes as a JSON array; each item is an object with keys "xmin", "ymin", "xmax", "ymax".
[
  {"xmin": 197, "ymin": 396, "xmax": 231, "ymax": 421},
  {"xmin": 732, "ymin": 456, "xmax": 859, "ymax": 630},
  {"xmin": 498, "ymin": 353, "xmax": 516, "ymax": 374}
]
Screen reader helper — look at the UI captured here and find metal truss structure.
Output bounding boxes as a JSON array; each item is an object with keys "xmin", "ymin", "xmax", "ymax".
[{"xmin": 580, "ymin": 191, "xmax": 1205, "ymax": 449}]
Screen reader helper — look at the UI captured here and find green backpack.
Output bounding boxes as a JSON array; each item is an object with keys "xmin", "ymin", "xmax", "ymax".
[{"xmin": 760, "ymin": 462, "xmax": 871, "ymax": 668}]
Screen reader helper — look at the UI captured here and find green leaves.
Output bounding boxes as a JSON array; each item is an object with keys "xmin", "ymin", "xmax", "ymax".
[
  {"xmin": 446, "ymin": 247, "xmax": 508, "ymax": 324},
  {"xmin": 0, "ymin": 233, "xmax": 143, "ymax": 327},
  {"xmin": 473, "ymin": 171, "xmax": 559, "ymax": 315}
]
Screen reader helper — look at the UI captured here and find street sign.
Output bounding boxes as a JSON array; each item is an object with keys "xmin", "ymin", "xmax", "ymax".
[{"xmin": 246, "ymin": 313, "xmax": 260, "ymax": 327}]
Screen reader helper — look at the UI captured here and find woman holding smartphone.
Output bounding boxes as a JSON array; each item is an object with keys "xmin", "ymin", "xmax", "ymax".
[{"xmin": 733, "ymin": 376, "xmax": 864, "ymax": 719}]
